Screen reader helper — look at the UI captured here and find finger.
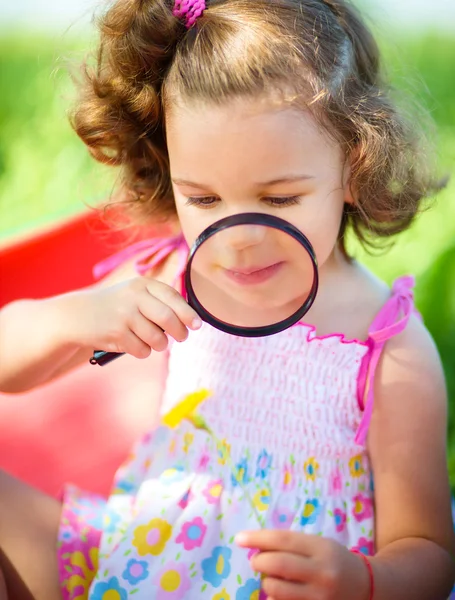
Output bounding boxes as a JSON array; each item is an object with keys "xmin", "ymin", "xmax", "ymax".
[
  {"xmin": 130, "ymin": 311, "xmax": 169, "ymax": 352},
  {"xmin": 147, "ymin": 280, "xmax": 202, "ymax": 331},
  {"xmin": 251, "ymin": 551, "xmax": 315, "ymax": 583},
  {"xmin": 138, "ymin": 291, "xmax": 190, "ymax": 343},
  {"xmin": 262, "ymin": 576, "xmax": 313, "ymax": 600},
  {"xmin": 236, "ymin": 530, "xmax": 317, "ymax": 557},
  {"xmin": 105, "ymin": 328, "xmax": 152, "ymax": 359}
]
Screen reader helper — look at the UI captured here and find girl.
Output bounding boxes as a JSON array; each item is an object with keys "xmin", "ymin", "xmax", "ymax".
[{"xmin": 0, "ymin": 0, "xmax": 454, "ymax": 599}]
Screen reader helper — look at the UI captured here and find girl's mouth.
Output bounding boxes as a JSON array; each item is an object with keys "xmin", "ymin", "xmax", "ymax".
[{"xmin": 222, "ymin": 262, "xmax": 285, "ymax": 285}]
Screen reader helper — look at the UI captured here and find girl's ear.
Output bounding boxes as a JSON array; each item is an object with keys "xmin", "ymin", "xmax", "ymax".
[{"xmin": 343, "ymin": 145, "xmax": 359, "ymax": 206}]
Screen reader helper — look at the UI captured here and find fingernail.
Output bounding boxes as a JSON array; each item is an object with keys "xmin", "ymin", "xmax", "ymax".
[
  {"xmin": 235, "ymin": 533, "xmax": 248, "ymax": 545},
  {"xmin": 191, "ymin": 318, "xmax": 202, "ymax": 330}
]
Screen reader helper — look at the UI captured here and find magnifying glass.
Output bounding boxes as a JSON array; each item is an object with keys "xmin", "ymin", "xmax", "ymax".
[{"xmin": 90, "ymin": 213, "xmax": 318, "ymax": 366}]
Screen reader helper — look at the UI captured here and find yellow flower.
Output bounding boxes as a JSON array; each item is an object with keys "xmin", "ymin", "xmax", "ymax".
[
  {"xmin": 217, "ymin": 439, "xmax": 231, "ymax": 465},
  {"xmin": 132, "ymin": 518, "xmax": 172, "ymax": 556},
  {"xmin": 252, "ymin": 489, "xmax": 271, "ymax": 512},
  {"xmin": 213, "ymin": 588, "xmax": 231, "ymax": 600},
  {"xmin": 183, "ymin": 432, "xmax": 194, "ymax": 453},
  {"xmin": 304, "ymin": 457, "xmax": 319, "ymax": 481},
  {"xmin": 349, "ymin": 454, "xmax": 365, "ymax": 478},
  {"xmin": 66, "ymin": 547, "xmax": 98, "ymax": 600},
  {"xmin": 162, "ymin": 389, "xmax": 212, "ymax": 429}
]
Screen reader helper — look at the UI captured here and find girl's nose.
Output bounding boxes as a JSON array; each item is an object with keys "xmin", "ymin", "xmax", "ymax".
[{"xmin": 220, "ymin": 224, "xmax": 267, "ymax": 250}]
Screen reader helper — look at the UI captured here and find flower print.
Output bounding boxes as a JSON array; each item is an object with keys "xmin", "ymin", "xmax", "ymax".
[
  {"xmin": 252, "ymin": 489, "xmax": 271, "ymax": 512},
  {"xmin": 217, "ymin": 439, "xmax": 231, "ymax": 465},
  {"xmin": 352, "ymin": 494, "xmax": 374, "ymax": 523},
  {"xmin": 333, "ymin": 508, "xmax": 347, "ymax": 533},
  {"xmin": 162, "ymin": 389, "xmax": 212, "ymax": 429},
  {"xmin": 122, "ymin": 558, "xmax": 150, "ymax": 585},
  {"xmin": 349, "ymin": 454, "xmax": 365, "ymax": 478},
  {"xmin": 112, "ymin": 479, "xmax": 136, "ymax": 495},
  {"xmin": 247, "ymin": 548, "xmax": 260, "ymax": 560},
  {"xmin": 59, "ymin": 525, "xmax": 74, "ymax": 544},
  {"xmin": 255, "ymin": 450, "xmax": 272, "ymax": 479},
  {"xmin": 202, "ymin": 546, "xmax": 232, "ymax": 588},
  {"xmin": 281, "ymin": 463, "xmax": 295, "ymax": 491},
  {"xmin": 182, "ymin": 432, "xmax": 194, "ymax": 453},
  {"xmin": 352, "ymin": 537, "xmax": 374, "ymax": 556},
  {"xmin": 66, "ymin": 547, "xmax": 99, "ymax": 600},
  {"xmin": 213, "ymin": 589, "xmax": 231, "ymax": 600},
  {"xmin": 73, "ymin": 497, "xmax": 106, "ymax": 530},
  {"xmin": 197, "ymin": 448, "xmax": 211, "ymax": 472},
  {"xmin": 329, "ymin": 467, "xmax": 343, "ymax": 496},
  {"xmin": 303, "ymin": 457, "xmax": 319, "ymax": 482},
  {"xmin": 90, "ymin": 576, "xmax": 127, "ymax": 600},
  {"xmin": 132, "ymin": 518, "xmax": 173, "ymax": 556},
  {"xmin": 178, "ymin": 489, "xmax": 193, "ymax": 509},
  {"xmin": 152, "ymin": 562, "xmax": 191, "ymax": 600},
  {"xmin": 203, "ymin": 479, "xmax": 224, "ymax": 504},
  {"xmin": 235, "ymin": 578, "xmax": 261, "ymax": 600},
  {"xmin": 160, "ymin": 465, "xmax": 186, "ymax": 485},
  {"xmin": 231, "ymin": 458, "xmax": 249, "ymax": 487},
  {"xmin": 300, "ymin": 499, "xmax": 322, "ymax": 526},
  {"xmin": 176, "ymin": 516, "xmax": 207, "ymax": 550},
  {"xmin": 271, "ymin": 507, "xmax": 295, "ymax": 529},
  {"xmin": 103, "ymin": 509, "xmax": 121, "ymax": 534}
]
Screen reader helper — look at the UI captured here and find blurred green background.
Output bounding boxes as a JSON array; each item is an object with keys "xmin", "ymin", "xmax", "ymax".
[{"xmin": 0, "ymin": 6, "xmax": 455, "ymax": 484}]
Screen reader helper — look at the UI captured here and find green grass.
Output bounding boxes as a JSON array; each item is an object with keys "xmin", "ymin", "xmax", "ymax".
[{"xmin": 1, "ymin": 29, "xmax": 455, "ymax": 485}]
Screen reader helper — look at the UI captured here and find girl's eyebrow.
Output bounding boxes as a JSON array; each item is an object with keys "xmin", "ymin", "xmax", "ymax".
[{"xmin": 171, "ymin": 174, "xmax": 315, "ymax": 188}]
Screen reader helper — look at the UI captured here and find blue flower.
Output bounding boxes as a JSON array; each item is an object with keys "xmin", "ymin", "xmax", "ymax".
[
  {"xmin": 103, "ymin": 509, "xmax": 121, "ymax": 534},
  {"xmin": 201, "ymin": 546, "xmax": 232, "ymax": 588},
  {"xmin": 159, "ymin": 465, "xmax": 186, "ymax": 485},
  {"xmin": 112, "ymin": 479, "xmax": 136, "ymax": 494},
  {"xmin": 91, "ymin": 577, "xmax": 128, "ymax": 600},
  {"xmin": 231, "ymin": 458, "xmax": 249, "ymax": 487},
  {"xmin": 122, "ymin": 558, "xmax": 150, "ymax": 585},
  {"xmin": 236, "ymin": 578, "xmax": 261, "ymax": 599},
  {"xmin": 300, "ymin": 498, "xmax": 322, "ymax": 526},
  {"xmin": 255, "ymin": 450, "xmax": 272, "ymax": 479}
]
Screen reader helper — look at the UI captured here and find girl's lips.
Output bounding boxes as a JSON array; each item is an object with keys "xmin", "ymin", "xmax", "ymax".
[{"xmin": 222, "ymin": 261, "xmax": 285, "ymax": 285}]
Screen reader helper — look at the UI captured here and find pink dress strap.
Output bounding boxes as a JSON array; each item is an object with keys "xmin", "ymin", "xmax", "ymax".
[
  {"xmin": 93, "ymin": 233, "xmax": 188, "ymax": 288},
  {"xmin": 355, "ymin": 275, "xmax": 417, "ymax": 446}
]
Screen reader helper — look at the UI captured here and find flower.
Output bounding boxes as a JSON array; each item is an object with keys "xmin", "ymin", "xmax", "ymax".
[
  {"xmin": 176, "ymin": 516, "xmax": 207, "ymax": 550},
  {"xmin": 271, "ymin": 507, "xmax": 295, "ymax": 529},
  {"xmin": 333, "ymin": 508, "xmax": 347, "ymax": 533},
  {"xmin": 202, "ymin": 546, "xmax": 232, "ymax": 588},
  {"xmin": 160, "ymin": 465, "xmax": 186, "ymax": 485},
  {"xmin": 132, "ymin": 518, "xmax": 173, "ymax": 556},
  {"xmin": 112, "ymin": 479, "xmax": 136, "ymax": 495},
  {"xmin": 252, "ymin": 489, "xmax": 271, "ymax": 512},
  {"xmin": 178, "ymin": 489, "xmax": 193, "ymax": 509},
  {"xmin": 103, "ymin": 509, "xmax": 121, "ymax": 534},
  {"xmin": 213, "ymin": 588, "xmax": 231, "ymax": 600},
  {"xmin": 281, "ymin": 464, "xmax": 295, "ymax": 491},
  {"xmin": 329, "ymin": 468, "xmax": 343, "ymax": 495},
  {"xmin": 255, "ymin": 450, "xmax": 272, "ymax": 479},
  {"xmin": 91, "ymin": 576, "xmax": 127, "ymax": 600},
  {"xmin": 122, "ymin": 558, "xmax": 150, "ymax": 585},
  {"xmin": 197, "ymin": 449, "xmax": 211, "ymax": 472},
  {"xmin": 162, "ymin": 389, "xmax": 211, "ymax": 429},
  {"xmin": 352, "ymin": 537, "xmax": 374, "ymax": 556},
  {"xmin": 300, "ymin": 498, "xmax": 322, "ymax": 526},
  {"xmin": 203, "ymin": 480, "xmax": 224, "ymax": 504},
  {"xmin": 349, "ymin": 454, "xmax": 365, "ymax": 478},
  {"xmin": 303, "ymin": 457, "xmax": 319, "ymax": 481},
  {"xmin": 352, "ymin": 494, "xmax": 373, "ymax": 522},
  {"xmin": 235, "ymin": 578, "xmax": 261, "ymax": 600},
  {"xmin": 65, "ymin": 547, "xmax": 99, "ymax": 600},
  {"xmin": 231, "ymin": 458, "xmax": 249, "ymax": 487},
  {"xmin": 152, "ymin": 562, "xmax": 191, "ymax": 600},
  {"xmin": 217, "ymin": 439, "xmax": 231, "ymax": 465},
  {"xmin": 183, "ymin": 432, "xmax": 194, "ymax": 453}
]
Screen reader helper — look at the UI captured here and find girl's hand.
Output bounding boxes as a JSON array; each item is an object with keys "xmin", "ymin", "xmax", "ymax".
[
  {"xmin": 70, "ymin": 277, "xmax": 202, "ymax": 358},
  {"xmin": 236, "ymin": 530, "xmax": 370, "ymax": 600}
]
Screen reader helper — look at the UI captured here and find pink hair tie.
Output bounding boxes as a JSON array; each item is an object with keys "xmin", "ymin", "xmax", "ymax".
[{"xmin": 173, "ymin": 0, "xmax": 206, "ymax": 28}]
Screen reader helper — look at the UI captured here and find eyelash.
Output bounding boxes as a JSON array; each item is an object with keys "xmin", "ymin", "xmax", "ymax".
[{"xmin": 185, "ymin": 196, "xmax": 301, "ymax": 208}]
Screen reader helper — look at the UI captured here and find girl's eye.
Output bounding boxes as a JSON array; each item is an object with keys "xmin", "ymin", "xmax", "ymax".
[
  {"xmin": 186, "ymin": 196, "xmax": 219, "ymax": 208},
  {"xmin": 264, "ymin": 196, "xmax": 301, "ymax": 207}
]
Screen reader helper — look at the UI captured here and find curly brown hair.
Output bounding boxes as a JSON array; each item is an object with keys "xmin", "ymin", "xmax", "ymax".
[{"xmin": 71, "ymin": 0, "xmax": 441, "ymax": 253}]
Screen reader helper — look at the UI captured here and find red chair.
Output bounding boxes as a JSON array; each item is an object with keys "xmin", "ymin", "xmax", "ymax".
[{"xmin": 0, "ymin": 211, "xmax": 165, "ymax": 498}]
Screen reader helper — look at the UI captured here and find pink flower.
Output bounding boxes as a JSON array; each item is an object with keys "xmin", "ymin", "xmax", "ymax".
[
  {"xmin": 175, "ymin": 517, "xmax": 207, "ymax": 551},
  {"xmin": 197, "ymin": 449, "xmax": 210, "ymax": 472},
  {"xmin": 271, "ymin": 507, "xmax": 295, "ymax": 530},
  {"xmin": 178, "ymin": 489, "xmax": 193, "ymax": 509},
  {"xmin": 202, "ymin": 479, "xmax": 224, "ymax": 504},
  {"xmin": 152, "ymin": 561, "xmax": 191, "ymax": 600},
  {"xmin": 329, "ymin": 468, "xmax": 343, "ymax": 495},
  {"xmin": 352, "ymin": 494, "xmax": 373, "ymax": 522},
  {"xmin": 333, "ymin": 508, "xmax": 347, "ymax": 533},
  {"xmin": 352, "ymin": 537, "xmax": 374, "ymax": 556},
  {"xmin": 247, "ymin": 547, "xmax": 260, "ymax": 560}
]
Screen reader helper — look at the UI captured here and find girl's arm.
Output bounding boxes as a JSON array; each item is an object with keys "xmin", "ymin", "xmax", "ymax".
[
  {"xmin": 365, "ymin": 314, "xmax": 455, "ymax": 598},
  {"xmin": 0, "ymin": 252, "xmax": 196, "ymax": 393}
]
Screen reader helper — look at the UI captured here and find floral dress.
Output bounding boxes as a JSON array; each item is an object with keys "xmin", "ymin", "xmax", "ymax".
[{"xmin": 57, "ymin": 236, "xmax": 416, "ymax": 600}]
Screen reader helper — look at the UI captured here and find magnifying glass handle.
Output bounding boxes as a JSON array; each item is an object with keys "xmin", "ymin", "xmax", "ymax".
[{"xmin": 90, "ymin": 350, "xmax": 125, "ymax": 366}]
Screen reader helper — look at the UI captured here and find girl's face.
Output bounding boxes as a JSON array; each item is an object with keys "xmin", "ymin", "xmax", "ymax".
[{"xmin": 166, "ymin": 97, "xmax": 352, "ymax": 324}]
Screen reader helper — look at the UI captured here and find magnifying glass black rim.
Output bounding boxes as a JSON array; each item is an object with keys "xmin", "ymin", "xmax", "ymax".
[{"xmin": 184, "ymin": 212, "xmax": 319, "ymax": 337}]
